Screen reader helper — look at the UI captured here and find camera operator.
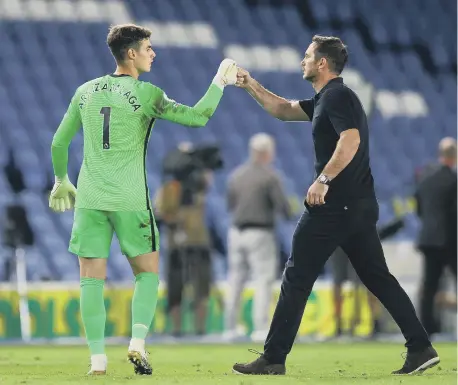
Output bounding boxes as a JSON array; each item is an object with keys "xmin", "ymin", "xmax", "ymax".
[{"xmin": 156, "ymin": 143, "xmax": 222, "ymax": 337}]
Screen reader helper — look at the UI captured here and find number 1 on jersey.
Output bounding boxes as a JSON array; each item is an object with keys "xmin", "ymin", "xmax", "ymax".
[{"xmin": 100, "ymin": 107, "xmax": 111, "ymax": 150}]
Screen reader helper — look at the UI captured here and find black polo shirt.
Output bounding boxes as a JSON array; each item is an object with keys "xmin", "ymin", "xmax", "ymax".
[{"xmin": 299, "ymin": 77, "xmax": 376, "ymax": 205}]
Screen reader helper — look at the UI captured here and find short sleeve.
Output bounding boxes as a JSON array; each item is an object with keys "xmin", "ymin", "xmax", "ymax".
[
  {"xmin": 324, "ymin": 88, "xmax": 358, "ymax": 135},
  {"xmin": 299, "ymin": 98, "xmax": 314, "ymax": 120}
]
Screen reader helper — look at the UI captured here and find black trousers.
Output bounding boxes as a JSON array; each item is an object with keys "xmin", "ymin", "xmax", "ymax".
[
  {"xmin": 264, "ymin": 199, "xmax": 431, "ymax": 364},
  {"xmin": 419, "ymin": 246, "xmax": 457, "ymax": 335}
]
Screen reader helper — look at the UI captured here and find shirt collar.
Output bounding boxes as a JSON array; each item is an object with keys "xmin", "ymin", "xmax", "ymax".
[
  {"xmin": 109, "ymin": 73, "xmax": 132, "ymax": 78},
  {"xmin": 317, "ymin": 77, "xmax": 343, "ymax": 95}
]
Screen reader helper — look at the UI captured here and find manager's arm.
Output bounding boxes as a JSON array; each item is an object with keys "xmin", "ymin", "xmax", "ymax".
[{"xmin": 236, "ymin": 68, "xmax": 310, "ymax": 122}]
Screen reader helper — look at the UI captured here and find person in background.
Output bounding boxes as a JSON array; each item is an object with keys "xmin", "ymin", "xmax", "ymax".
[
  {"xmin": 415, "ymin": 137, "xmax": 457, "ymax": 336},
  {"xmin": 155, "ymin": 142, "xmax": 213, "ymax": 337},
  {"xmin": 224, "ymin": 133, "xmax": 292, "ymax": 342}
]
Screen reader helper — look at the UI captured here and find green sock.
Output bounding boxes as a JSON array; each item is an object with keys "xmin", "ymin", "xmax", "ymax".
[
  {"xmin": 132, "ymin": 272, "xmax": 159, "ymax": 339},
  {"xmin": 80, "ymin": 277, "xmax": 106, "ymax": 355}
]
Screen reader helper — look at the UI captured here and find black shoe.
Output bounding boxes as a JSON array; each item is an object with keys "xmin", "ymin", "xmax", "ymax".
[
  {"xmin": 127, "ymin": 350, "xmax": 153, "ymax": 375},
  {"xmin": 232, "ymin": 349, "xmax": 286, "ymax": 375},
  {"xmin": 392, "ymin": 346, "xmax": 440, "ymax": 375}
]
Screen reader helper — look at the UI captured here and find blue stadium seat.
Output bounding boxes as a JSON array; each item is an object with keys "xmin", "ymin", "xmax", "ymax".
[{"xmin": 0, "ymin": 0, "xmax": 454, "ymax": 281}]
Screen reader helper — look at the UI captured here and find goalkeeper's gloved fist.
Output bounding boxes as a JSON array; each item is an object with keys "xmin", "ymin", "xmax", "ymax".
[
  {"xmin": 49, "ymin": 175, "xmax": 77, "ymax": 213},
  {"xmin": 213, "ymin": 58, "xmax": 238, "ymax": 89}
]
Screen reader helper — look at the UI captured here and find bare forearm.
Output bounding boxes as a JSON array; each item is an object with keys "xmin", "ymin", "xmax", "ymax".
[
  {"xmin": 245, "ymin": 79, "xmax": 289, "ymax": 119},
  {"xmin": 322, "ymin": 139, "xmax": 359, "ymax": 180}
]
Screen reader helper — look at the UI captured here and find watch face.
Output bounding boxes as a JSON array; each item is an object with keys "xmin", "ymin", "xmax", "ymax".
[{"xmin": 318, "ymin": 175, "xmax": 329, "ymax": 184}]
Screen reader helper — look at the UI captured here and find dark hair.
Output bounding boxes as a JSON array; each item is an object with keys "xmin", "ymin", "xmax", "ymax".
[
  {"xmin": 107, "ymin": 24, "xmax": 152, "ymax": 62},
  {"xmin": 312, "ymin": 35, "xmax": 348, "ymax": 75}
]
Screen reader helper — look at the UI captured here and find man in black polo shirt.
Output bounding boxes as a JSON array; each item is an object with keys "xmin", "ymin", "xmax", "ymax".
[{"xmin": 231, "ymin": 35, "xmax": 438, "ymax": 375}]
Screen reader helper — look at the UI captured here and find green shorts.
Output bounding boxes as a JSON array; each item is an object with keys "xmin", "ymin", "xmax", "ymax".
[{"xmin": 69, "ymin": 208, "xmax": 160, "ymax": 258}]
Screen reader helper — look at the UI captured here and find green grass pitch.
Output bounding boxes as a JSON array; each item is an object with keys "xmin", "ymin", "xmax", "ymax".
[{"xmin": 0, "ymin": 343, "xmax": 456, "ymax": 384}]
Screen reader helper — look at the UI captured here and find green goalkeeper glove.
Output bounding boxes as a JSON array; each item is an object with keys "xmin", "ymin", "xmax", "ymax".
[
  {"xmin": 49, "ymin": 175, "xmax": 77, "ymax": 212},
  {"xmin": 212, "ymin": 58, "xmax": 238, "ymax": 90}
]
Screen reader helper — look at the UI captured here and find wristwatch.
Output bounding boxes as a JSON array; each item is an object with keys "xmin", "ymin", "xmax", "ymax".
[{"xmin": 317, "ymin": 174, "xmax": 331, "ymax": 186}]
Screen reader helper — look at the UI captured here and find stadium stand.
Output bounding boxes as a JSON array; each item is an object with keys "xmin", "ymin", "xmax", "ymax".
[{"xmin": 0, "ymin": 0, "xmax": 455, "ymax": 281}]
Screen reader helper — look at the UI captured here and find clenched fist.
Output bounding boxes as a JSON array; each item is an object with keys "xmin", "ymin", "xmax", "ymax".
[{"xmin": 235, "ymin": 67, "xmax": 253, "ymax": 88}]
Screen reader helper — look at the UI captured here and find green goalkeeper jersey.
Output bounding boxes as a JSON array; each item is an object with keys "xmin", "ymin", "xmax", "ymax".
[{"xmin": 51, "ymin": 74, "xmax": 223, "ymax": 211}]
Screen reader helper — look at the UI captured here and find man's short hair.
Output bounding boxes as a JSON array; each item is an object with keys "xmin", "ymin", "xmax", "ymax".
[
  {"xmin": 312, "ymin": 35, "xmax": 348, "ymax": 75},
  {"xmin": 249, "ymin": 133, "xmax": 275, "ymax": 153},
  {"xmin": 178, "ymin": 142, "xmax": 193, "ymax": 153},
  {"xmin": 439, "ymin": 137, "xmax": 457, "ymax": 159},
  {"xmin": 107, "ymin": 24, "xmax": 152, "ymax": 62}
]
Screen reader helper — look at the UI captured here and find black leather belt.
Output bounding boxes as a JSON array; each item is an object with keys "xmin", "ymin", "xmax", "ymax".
[{"xmin": 235, "ymin": 223, "xmax": 273, "ymax": 231}]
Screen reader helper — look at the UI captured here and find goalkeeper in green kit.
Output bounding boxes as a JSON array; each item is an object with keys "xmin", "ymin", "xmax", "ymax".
[{"xmin": 49, "ymin": 24, "xmax": 237, "ymax": 376}]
